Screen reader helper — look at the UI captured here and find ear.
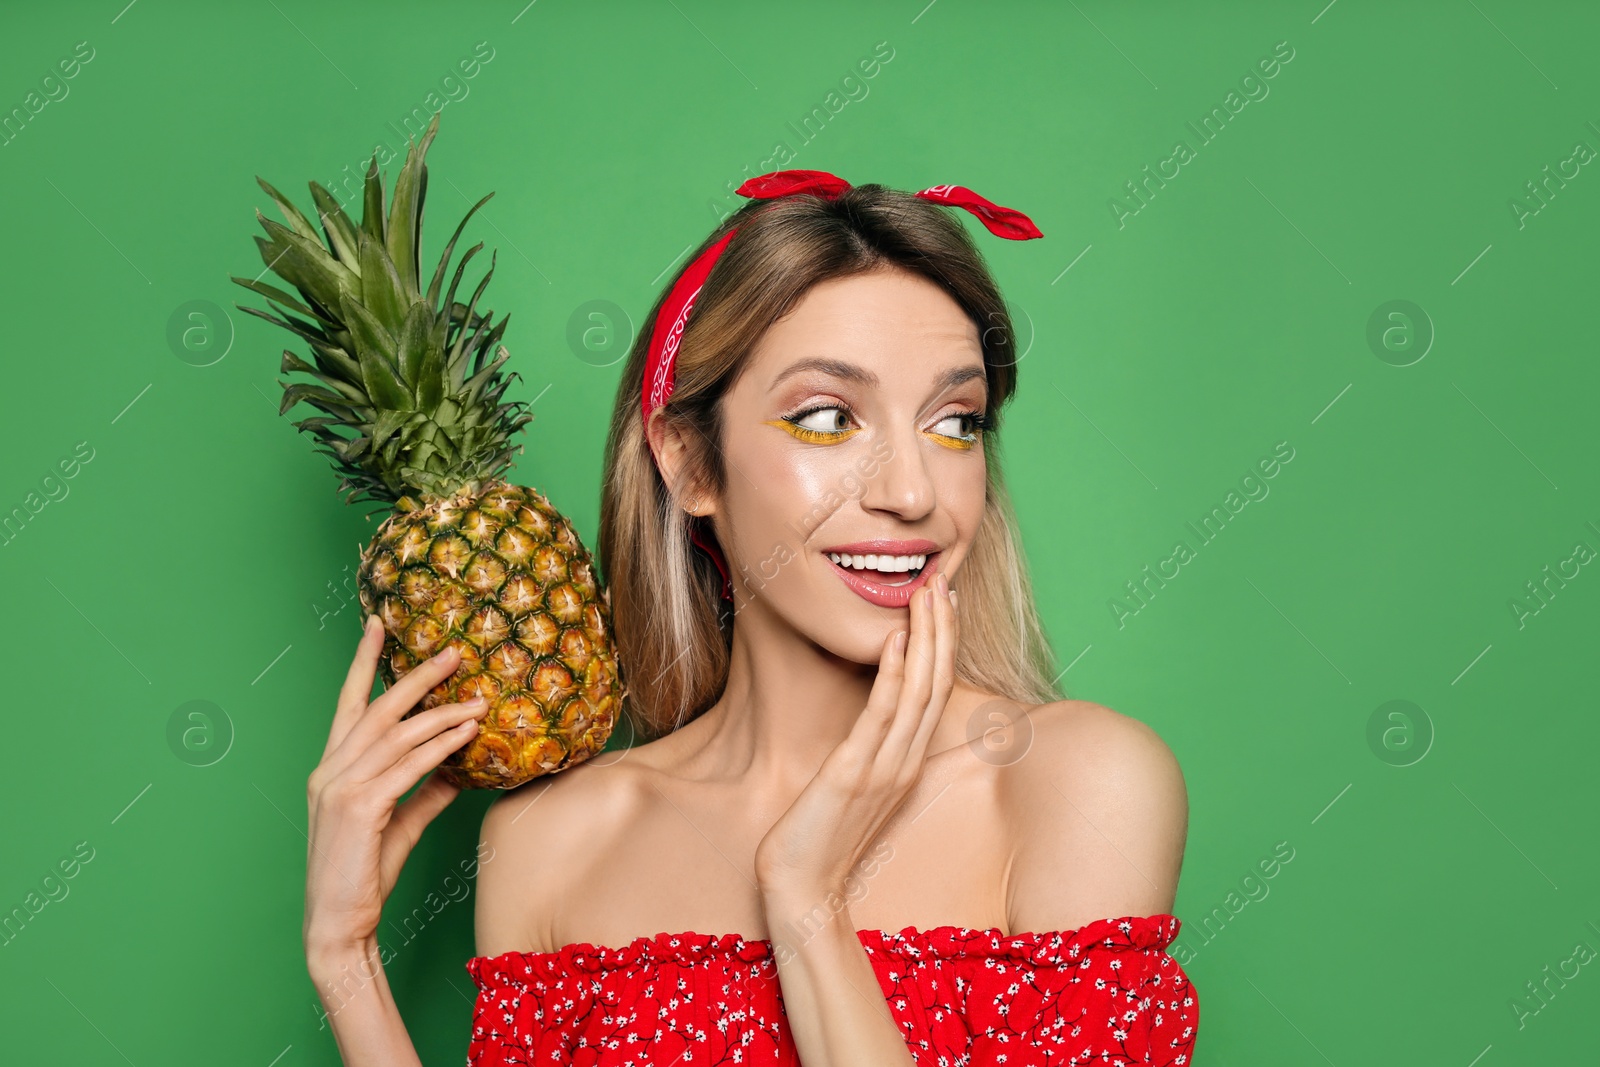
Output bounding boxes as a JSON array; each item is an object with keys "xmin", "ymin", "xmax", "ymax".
[{"xmin": 644, "ymin": 408, "xmax": 717, "ymax": 517}]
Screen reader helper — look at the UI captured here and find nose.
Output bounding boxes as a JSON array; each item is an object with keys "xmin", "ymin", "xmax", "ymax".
[{"xmin": 858, "ymin": 427, "xmax": 937, "ymax": 522}]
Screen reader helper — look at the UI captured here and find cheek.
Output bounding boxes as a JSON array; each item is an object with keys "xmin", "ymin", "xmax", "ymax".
[
  {"xmin": 717, "ymin": 437, "xmax": 864, "ymax": 592},
  {"xmin": 739, "ymin": 436, "xmax": 863, "ymax": 530},
  {"xmin": 938, "ymin": 450, "xmax": 988, "ymax": 569}
]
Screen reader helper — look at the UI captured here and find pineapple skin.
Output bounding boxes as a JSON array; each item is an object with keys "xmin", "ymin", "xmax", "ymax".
[{"xmin": 355, "ymin": 479, "xmax": 622, "ymax": 789}]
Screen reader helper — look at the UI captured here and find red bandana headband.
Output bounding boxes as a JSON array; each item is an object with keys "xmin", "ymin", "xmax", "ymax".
[{"xmin": 642, "ymin": 168, "xmax": 1043, "ymax": 602}]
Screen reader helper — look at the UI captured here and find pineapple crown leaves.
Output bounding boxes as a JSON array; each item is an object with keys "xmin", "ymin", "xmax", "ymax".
[{"xmin": 231, "ymin": 112, "xmax": 534, "ymax": 511}]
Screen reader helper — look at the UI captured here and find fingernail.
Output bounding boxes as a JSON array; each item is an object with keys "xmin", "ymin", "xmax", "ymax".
[
  {"xmin": 896, "ymin": 630, "xmax": 909, "ymax": 653},
  {"xmin": 950, "ymin": 588, "xmax": 959, "ymax": 609}
]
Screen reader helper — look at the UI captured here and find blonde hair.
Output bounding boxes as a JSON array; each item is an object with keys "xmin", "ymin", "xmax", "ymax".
[{"xmin": 598, "ymin": 185, "xmax": 1061, "ymax": 739}]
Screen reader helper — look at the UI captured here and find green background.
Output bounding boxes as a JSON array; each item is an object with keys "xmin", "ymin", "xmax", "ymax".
[{"xmin": 2, "ymin": 0, "xmax": 1595, "ymax": 1062}]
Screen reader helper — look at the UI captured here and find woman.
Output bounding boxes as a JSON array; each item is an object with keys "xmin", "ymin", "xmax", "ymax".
[{"xmin": 303, "ymin": 172, "xmax": 1198, "ymax": 1065}]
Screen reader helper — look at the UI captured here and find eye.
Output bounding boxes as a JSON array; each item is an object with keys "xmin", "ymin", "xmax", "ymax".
[
  {"xmin": 765, "ymin": 404, "xmax": 860, "ymax": 444},
  {"xmin": 792, "ymin": 406, "xmax": 853, "ymax": 434},
  {"xmin": 929, "ymin": 411, "xmax": 984, "ymax": 440}
]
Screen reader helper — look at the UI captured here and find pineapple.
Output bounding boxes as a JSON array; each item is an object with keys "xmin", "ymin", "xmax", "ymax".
[{"xmin": 232, "ymin": 113, "xmax": 621, "ymax": 788}]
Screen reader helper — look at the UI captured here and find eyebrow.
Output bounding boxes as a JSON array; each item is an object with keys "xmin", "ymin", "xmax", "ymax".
[{"xmin": 770, "ymin": 357, "xmax": 986, "ymax": 393}]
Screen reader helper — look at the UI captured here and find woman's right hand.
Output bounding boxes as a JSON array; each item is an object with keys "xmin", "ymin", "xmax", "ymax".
[{"xmin": 303, "ymin": 614, "xmax": 491, "ymax": 959}]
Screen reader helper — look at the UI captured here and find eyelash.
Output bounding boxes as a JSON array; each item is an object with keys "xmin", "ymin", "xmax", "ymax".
[{"xmin": 778, "ymin": 403, "xmax": 992, "ymax": 444}]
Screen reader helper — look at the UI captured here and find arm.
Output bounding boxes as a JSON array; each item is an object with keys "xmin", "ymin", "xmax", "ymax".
[
  {"xmin": 303, "ymin": 616, "xmax": 493, "ymax": 1066},
  {"xmin": 753, "ymin": 577, "xmax": 960, "ymax": 1066},
  {"xmin": 306, "ymin": 940, "xmax": 416, "ymax": 1066},
  {"xmin": 759, "ymin": 888, "xmax": 918, "ymax": 1066}
]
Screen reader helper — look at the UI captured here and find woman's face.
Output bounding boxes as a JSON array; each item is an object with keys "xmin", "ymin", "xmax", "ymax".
[{"xmin": 707, "ymin": 265, "xmax": 990, "ymax": 664}]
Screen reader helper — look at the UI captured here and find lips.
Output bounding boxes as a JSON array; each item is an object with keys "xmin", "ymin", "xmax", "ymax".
[
  {"xmin": 821, "ymin": 539, "xmax": 941, "ymax": 557},
  {"xmin": 821, "ymin": 539, "xmax": 940, "ymax": 609}
]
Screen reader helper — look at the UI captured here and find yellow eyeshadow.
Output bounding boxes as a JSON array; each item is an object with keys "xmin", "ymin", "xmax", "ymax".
[
  {"xmin": 922, "ymin": 429, "xmax": 978, "ymax": 451},
  {"xmin": 764, "ymin": 418, "xmax": 858, "ymax": 444},
  {"xmin": 764, "ymin": 418, "xmax": 981, "ymax": 448}
]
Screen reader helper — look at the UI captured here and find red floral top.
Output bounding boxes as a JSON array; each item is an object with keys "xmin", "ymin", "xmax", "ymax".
[{"xmin": 465, "ymin": 913, "xmax": 1197, "ymax": 1065}]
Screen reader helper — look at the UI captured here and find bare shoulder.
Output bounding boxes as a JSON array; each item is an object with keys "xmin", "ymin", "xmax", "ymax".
[
  {"xmin": 1000, "ymin": 698, "xmax": 1190, "ymax": 932},
  {"xmin": 1012, "ymin": 698, "xmax": 1188, "ymax": 802},
  {"xmin": 474, "ymin": 749, "xmax": 648, "ymax": 958}
]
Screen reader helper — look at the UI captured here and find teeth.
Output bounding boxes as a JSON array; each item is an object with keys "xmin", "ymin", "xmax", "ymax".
[{"xmin": 828, "ymin": 552, "xmax": 927, "ymax": 573}]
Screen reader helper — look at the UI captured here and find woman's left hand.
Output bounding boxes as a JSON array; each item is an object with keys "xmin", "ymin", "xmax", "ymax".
[{"xmin": 753, "ymin": 572, "xmax": 958, "ymax": 912}]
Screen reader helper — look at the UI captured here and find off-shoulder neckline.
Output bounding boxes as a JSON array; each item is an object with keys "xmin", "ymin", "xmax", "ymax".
[{"xmin": 468, "ymin": 913, "xmax": 1182, "ymax": 980}]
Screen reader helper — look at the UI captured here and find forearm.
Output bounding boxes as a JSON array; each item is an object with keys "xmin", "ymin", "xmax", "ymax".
[
  {"xmin": 763, "ymin": 891, "xmax": 917, "ymax": 1067},
  {"xmin": 307, "ymin": 939, "xmax": 424, "ymax": 1067}
]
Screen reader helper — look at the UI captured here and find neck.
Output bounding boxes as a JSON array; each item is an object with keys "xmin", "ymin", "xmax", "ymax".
[{"xmin": 681, "ymin": 594, "xmax": 880, "ymax": 795}]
